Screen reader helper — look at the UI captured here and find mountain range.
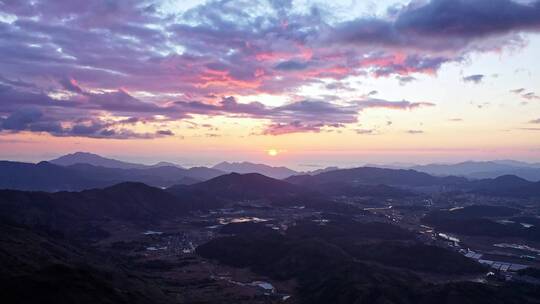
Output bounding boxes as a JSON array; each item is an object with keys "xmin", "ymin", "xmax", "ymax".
[
  {"xmin": 285, "ymin": 167, "xmax": 468, "ymax": 189},
  {"xmin": 410, "ymin": 161, "xmax": 540, "ymax": 181},
  {"xmin": 2, "ymin": 152, "xmax": 540, "ymax": 199},
  {"xmin": 286, "ymin": 167, "xmax": 540, "ymax": 199},
  {"xmin": 0, "ymin": 160, "xmax": 223, "ymax": 191},
  {"xmin": 50, "ymin": 152, "xmax": 540, "ymax": 181}
]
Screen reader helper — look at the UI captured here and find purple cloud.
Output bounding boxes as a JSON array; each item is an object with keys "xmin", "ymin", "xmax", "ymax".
[
  {"xmin": 511, "ymin": 88, "xmax": 540, "ymax": 100},
  {"xmin": 523, "ymin": 92, "xmax": 540, "ymax": 100},
  {"xmin": 463, "ymin": 74, "xmax": 485, "ymax": 84},
  {"xmin": 1, "ymin": 0, "xmax": 539, "ymax": 138},
  {"xmin": 274, "ymin": 60, "xmax": 310, "ymax": 71},
  {"xmin": 396, "ymin": 75, "xmax": 416, "ymax": 86},
  {"xmin": 357, "ymin": 98, "xmax": 435, "ymax": 110}
]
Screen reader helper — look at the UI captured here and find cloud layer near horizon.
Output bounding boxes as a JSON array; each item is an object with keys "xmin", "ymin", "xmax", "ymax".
[{"xmin": 1, "ymin": 0, "xmax": 540, "ymax": 138}]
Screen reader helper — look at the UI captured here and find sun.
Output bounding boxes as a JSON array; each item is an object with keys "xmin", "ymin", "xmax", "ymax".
[{"xmin": 267, "ymin": 149, "xmax": 279, "ymax": 157}]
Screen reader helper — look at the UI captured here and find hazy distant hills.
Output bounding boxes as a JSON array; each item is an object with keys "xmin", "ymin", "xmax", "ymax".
[
  {"xmin": 50, "ymin": 152, "xmax": 152, "ymax": 169},
  {"xmin": 47, "ymin": 152, "xmax": 540, "ymax": 181},
  {"xmin": 51, "ymin": 153, "xmax": 301, "ymax": 179},
  {"xmin": 65, "ymin": 163, "xmax": 223, "ymax": 186},
  {"xmin": 2, "ymin": 152, "xmax": 540, "ymax": 199},
  {"xmin": 286, "ymin": 167, "xmax": 540, "ymax": 199},
  {"xmin": 0, "ymin": 161, "xmax": 108, "ymax": 191},
  {"xmin": 367, "ymin": 160, "xmax": 540, "ymax": 181},
  {"xmin": 286, "ymin": 167, "xmax": 468, "ymax": 189},
  {"xmin": 0, "ymin": 160, "xmax": 224, "ymax": 191},
  {"xmin": 212, "ymin": 161, "xmax": 298, "ymax": 179},
  {"xmin": 410, "ymin": 161, "xmax": 540, "ymax": 181},
  {"xmin": 50, "ymin": 152, "xmax": 186, "ymax": 169}
]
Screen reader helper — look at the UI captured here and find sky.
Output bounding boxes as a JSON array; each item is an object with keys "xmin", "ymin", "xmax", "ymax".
[{"xmin": 0, "ymin": 0, "xmax": 539, "ymax": 169}]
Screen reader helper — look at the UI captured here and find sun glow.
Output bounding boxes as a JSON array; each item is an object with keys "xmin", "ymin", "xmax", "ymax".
[{"xmin": 267, "ymin": 149, "xmax": 279, "ymax": 156}]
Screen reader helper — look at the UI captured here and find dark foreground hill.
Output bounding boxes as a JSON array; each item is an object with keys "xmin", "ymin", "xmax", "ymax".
[
  {"xmin": 168, "ymin": 172, "xmax": 306, "ymax": 200},
  {"xmin": 167, "ymin": 172, "xmax": 398, "ymax": 214},
  {"xmin": 422, "ymin": 205, "xmax": 540, "ymax": 241},
  {"xmin": 469, "ymin": 175, "xmax": 540, "ymax": 198},
  {"xmin": 0, "ymin": 222, "xmax": 174, "ymax": 304},
  {"xmin": 0, "ymin": 182, "xmax": 220, "ymax": 240},
  {"xmin": 198, "ymin": 219, "xmax": 540, "ymax": 304}
]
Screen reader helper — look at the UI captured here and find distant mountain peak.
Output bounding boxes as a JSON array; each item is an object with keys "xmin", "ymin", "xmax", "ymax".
[{"xmin": 50, "ymin": 152, "xmax": 146, "ymax": 169}]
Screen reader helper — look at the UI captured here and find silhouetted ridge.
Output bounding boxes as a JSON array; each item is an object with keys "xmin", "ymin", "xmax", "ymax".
[
  {"xmin": 212, "ymin": 161, "xmax": 298, "ymax": 179},
  {"xmin": 470, "ymin": 175, "xmax": 540, "ymax": 198},
  {"xmin": 0, "ymin": 182, "xmax": 211, "ymax": 240},
  {"xmin": 169, "ymin": 172, "xmax": 303, "ymax": 200}
]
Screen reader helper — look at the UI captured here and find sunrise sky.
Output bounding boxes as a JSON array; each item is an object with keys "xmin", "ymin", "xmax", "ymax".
[{"xmin": 1, "ymin": 0, "xmax": 539, "ymax": 169}]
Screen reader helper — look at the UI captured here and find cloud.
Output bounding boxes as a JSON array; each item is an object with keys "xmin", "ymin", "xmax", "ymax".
[
  {"xmin": 1, "ymin": 80, "xmax": 436, "ymax": 137},
  {"xmin": 59, "ymin": 77, "xmax": 84, "ymax": 94},
  {"xmin": 522, "ymin": 92, "xmax": 540, "ymax": 100},
  {"xmin": 0, "ymin": 110, "xmax": 172, "ymax": 139},
  {"xmin": 156, "ymin": 129, "xmax": 174, "ymax": 136},
  {"xmin": 395, "ymin": 0, "xmax": 540, "ymax": 39},
  {"xmin": 529, "ymin": 118, "xmax": 540, "ymax": 124},
  {"xmin": 462, "ymin": 74, "xmax": 485, "ymax": 84},
  {"xmin": 274, "ymin": 60, "xmax": 310, "ymax": 71},
  {"xmin": 0, "ymin": 76, "xmax": 37, "ymax": 89},
  {"xmin": 1, "ymin": 0, "xmax": 538, "ymax": 138},
  {"xmin": 396, "ymin": 75, "xmax": 416, "ymax": 86},
  {"xmin": 406, "ymin": 129, "xmax": 424, "ymax": 134},
  {"xmin": 259, "ymin": 97, "xmax": 434, "ymax": 135},
  {"xmin": 355, "ymin": 129, "xmax": 378, "ymax": 135},
  {"xmin": 1, "ymin": 0, "xmax": 539, "ymax": 99},
  {"xmin": 263, "ymin": 121, "xmax": 328, "ymax": 136},
  {"xmin": 0, "ymin": 86, "xmax": 178, "ymax": 139},
  {"xmin": 510, "ymin": 88, "xmax": 540, "ymax": 100},
  {"xmin": 357, "ymin": 98, "xmax": 435, "ymax": 110}
]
